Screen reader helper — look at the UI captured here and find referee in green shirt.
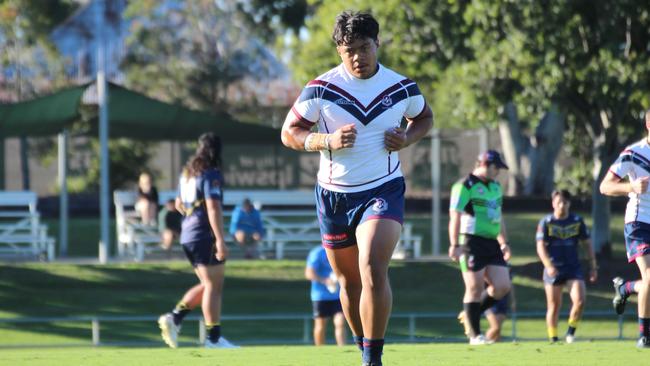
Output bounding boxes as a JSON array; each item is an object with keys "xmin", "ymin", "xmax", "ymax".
[{"xmin": 449, "ymin": 150, "xmax": 512, "ymax": 345}]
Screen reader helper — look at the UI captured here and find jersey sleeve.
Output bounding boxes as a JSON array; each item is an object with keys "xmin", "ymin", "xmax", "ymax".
[
  {"xmin": 449, "ymin": 182, "xmax": 470, "ymax": 212},
  {"xmin": 202, "ymin": 170, "xmax": 223, "ymax": 202},
  {"xmin": 291, "ymin": 81, "xmax": 322, "ymax": 126},
  {"xmin": 535, "ymin": 218, "xmax": 548, "ymax": 242},
  {"xmin": 578, "ymin": 216, "xmax": 590, "ymax": 240},
  {"xmin": 608, "ymin": 149, "xmax": 633, "ymax": 179},
  {"xmin": 403, "ymin": 80, "xmax": 427, "ymax": 119}
]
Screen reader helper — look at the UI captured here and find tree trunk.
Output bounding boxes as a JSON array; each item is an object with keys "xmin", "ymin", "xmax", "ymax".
[
  {"xmin": 524, "ymin": 104, "xmax": 565, "ymax": 196},
  {"xmin": 498, "ymin": 102, "xmax": 528, "ymax": 196},
  {"xmin": 591, "ymin": 134, "xmax": 619, "ymax": 256}
]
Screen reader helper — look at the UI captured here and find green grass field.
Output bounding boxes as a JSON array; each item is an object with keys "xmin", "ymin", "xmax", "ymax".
[
  {"xmin": 1, "ymin": 212, "xmax": 642, "ymax": 365},
  {"xmin": 1, "ymin": 342, "xmax": 648, "ymax": 366}
]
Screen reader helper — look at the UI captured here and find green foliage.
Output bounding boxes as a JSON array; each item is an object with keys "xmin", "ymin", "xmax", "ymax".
[{"xmin": 122, "ymin": 1, "xmax": 280, "ymax": 113}]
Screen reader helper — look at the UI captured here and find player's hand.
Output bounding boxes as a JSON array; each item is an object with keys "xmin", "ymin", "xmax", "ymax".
[
  {"xmin": 500, "ymin": 244, "xmax": 511, "ymax": 261},
  {"xmin": 215, "ymin": 240, "xmax": 229, "ymax": 261},
  {"xmin": 384, "ymin": 127, "xmax": 407, "ymax": 151},
  {"xmin": 631, "ymin": 177, "xmax": 650, "ymax": 194},
  {"xmin": 329, "ymin": 124, "xmax": 357, "ymax": 150},
  {"xmin": 449, "ymin": 245, "xmax": 462, "ymax": 262},
  {"xmin": 589, "ymin": 268, "xmax": 598, "ymax": 283},
  {"xmin": 546, "ymin": 266, "xmax": 558, "ymax": 278}
]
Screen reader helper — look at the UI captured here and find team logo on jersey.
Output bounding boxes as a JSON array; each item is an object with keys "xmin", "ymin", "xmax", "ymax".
[
  {"xmin": 477, "ymin": 187, "xmax": 485, "ymax": 195},
  {"xmin": 372, "ymin": 198, "xmax": 388, "ymax": 213},
  {"xmin": 381, "ymin": 96, "xmax": 393, "ymax": 107},
  {"xmin": 335, "ymin": 98, "xmax": 356, "ymax": 106}
]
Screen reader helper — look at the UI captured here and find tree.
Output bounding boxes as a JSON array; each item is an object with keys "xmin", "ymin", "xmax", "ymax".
[{"xmin": 122, "ymin": 0, "xmax": 286, "ymax": 114}]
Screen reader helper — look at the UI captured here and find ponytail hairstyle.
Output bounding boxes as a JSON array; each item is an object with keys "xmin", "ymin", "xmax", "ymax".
[{"xmin": 185, "ymin": 132, "xmax": 222, "ymax": 177}]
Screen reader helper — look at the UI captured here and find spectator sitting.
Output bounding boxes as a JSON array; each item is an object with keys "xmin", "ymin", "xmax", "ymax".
[
  {"xmin": 135, "ymin": 172, "xmax": 158, "ymax": 226},
  {"xmin": 158, "ymin": 199, "xmax": 182, "ymax": 251},
  {"xmin": 229, "ymin": 198, "xmax": 265, "ymax": 259}
]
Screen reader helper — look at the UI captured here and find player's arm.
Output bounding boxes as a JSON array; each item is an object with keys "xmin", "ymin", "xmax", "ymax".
[
  {"xmin": 385, "ymin": 105, "xmax": 433, "ymax": 151},
  {"xmin": 206, "ymin": 197, "xmax": 228, "ymax": 261},
  {"xmin": 280, "ymin": 110, "xmax": 357, "ymax": 151},
  {"xmin": 581, "ymin": 238, "xmax": 598, "ymax": 282},
  {"xmin": 497, "ymin": 217, "xmax": 511, "ymax": 261},
  {"xmin": 536, "ymin": 239, "xmax": 557, "ymax": 277},
  {"xmin": 600, "ymin": 171, "xmax": 649, "ymax": 196},
  {"xmin": 448, "ymin": 209, "xmax": 463, "ymax": 261}
]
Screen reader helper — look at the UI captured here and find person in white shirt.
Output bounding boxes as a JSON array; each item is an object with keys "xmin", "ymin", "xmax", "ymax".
[
  {"xmin": 281, "ymin": 11, "xmax": 433, "ymax": 366},
  {"xmin": 600, "ymin": 108, "xmax": 650, "ymax": 348}
]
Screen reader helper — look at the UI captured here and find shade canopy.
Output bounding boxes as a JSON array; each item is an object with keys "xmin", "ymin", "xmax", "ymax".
[
  {"xmin": 0, "ymin": 82, "xmax": 281, "ymax": 143},
  {"xmin": 0, "ymin": 84, "xmax": 87, "ymax": 137}
]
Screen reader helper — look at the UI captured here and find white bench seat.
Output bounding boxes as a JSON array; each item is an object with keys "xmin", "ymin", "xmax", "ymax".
[
  {"xmin": 0, "ymin": 191, "xmax": 55, "ymax": 261},
  {"xmin": 114, "ymin": 190, "xmax": 423, "ymax": 261}
]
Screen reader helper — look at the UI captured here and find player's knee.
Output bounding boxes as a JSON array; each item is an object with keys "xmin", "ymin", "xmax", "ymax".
[{"xmin": 359, "ymin": 265, "xmax": 387, "ymax": 289}]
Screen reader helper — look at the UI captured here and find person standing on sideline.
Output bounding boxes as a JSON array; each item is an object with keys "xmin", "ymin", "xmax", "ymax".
[
  {"xmin": 157, "ymin": 133, "xmax": 237, "ymax": 349},
  {"xmin": 449, "ymin": 150, "xmax": 512, "ymax": 345},
  {"xmin": 536, "ymin": 190, "xmax": 597, "ymax": 343},
  {"xmin": 229, "ymin": 198, "xmax": 265, "ymax": 259},
  {"xmin": 600, "ymin": 108, "xmax": 650, "ymax": 348},
  {"xmin": 281, "ymin": 11, "xmax": 433, "ymax": 366},
  {"xmin": 305, "ymin": 245, "xmax": 347, "ymax": 346}
]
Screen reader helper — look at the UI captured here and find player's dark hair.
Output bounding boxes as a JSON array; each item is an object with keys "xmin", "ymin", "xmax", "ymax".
[
  {"xmin": 331, "ymin": 11, "xmax": 379, "ymax": 46},
  {"xmin": 551, "ymin": 189, "xmax": 572, "ymax": 202},
  {"xmin": 186, "ymin": 132, "xmax": 222, "ymax": 176}
]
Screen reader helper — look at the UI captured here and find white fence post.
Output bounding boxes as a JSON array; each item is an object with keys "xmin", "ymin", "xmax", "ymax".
[{"xmin": 92, "ymin": 318, "xmax": 100, "ymax": 346}]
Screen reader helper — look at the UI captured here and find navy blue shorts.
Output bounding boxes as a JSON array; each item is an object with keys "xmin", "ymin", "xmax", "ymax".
[
  {"xmin": 312, "ymin": 299, "xmax": 343, "ymax": 318},
  {"xmin": 624, "ymin": 222, "xmax": 650, "ymax": 263},
  {"xmin": 485, "ymin": 294, "xmax": 509, "ymax": 315},
  {"xmin": 181, "ymin": 240, "xmax": 225, "ymax": 267},
  {"xmin": 315, "ymin": 177, "xmax": 405, "ymax": 249},
  {"xmin": 543, "ymin": 267, "xmax": 583, "ymax": 286}
]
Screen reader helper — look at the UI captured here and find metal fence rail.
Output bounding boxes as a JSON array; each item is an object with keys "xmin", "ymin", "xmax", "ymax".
[{"xmin": 0, "ymin": 310, "xmax": 631, "ymax": 348}]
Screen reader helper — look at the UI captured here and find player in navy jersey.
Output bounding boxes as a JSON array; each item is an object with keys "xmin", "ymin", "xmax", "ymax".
[
  {"xmin": 157, "ymin": 133, "xmax": 237, "ymax": 349},
  {"xmin": 600, "ymin": 109, "xmax": 650, "ymax": 348},
  {"xmin": 536, "ymin": 190, "xmax": 597, "ymax": 343},
  {"xmin": 281, "ymin": 11, "xmax": 433, "ymax": 366}
]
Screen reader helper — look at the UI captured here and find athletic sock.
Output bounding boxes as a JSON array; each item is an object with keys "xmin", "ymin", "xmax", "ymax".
[
  {"xmin": 479, "ymin": 294, "xmax": 498, "ymax": 313},
  {"xmin": 464, "ymin": 302, "xmax": 481, "ymax": 337},
  {"xmin": 172, "ymin": 301, "xmax": 191, "ymax": 326},
  {"xmin": 548, "ymin": 326, "xmax": 558, "ymax": 342},
  {"xmin": 622, "ymin": 281, "xmax": 638, "ymax": 297},
  {"xmin": 567, "ymin": 318, "xmax": 579, "ymax": 336},
  {"xmin": 639, "ymin": 318, "xmax": 650, "ymax": 338},
  {"xmin": 206, "ymin": 323, "xmax": 221, "ymax": 343},
  {"xmin": 362, "ymin": 338, "xmax": 384, "ymax": 365},
  {"xmin": 353, "ymin": 335, "xmax": 364, "ymax": 351}
]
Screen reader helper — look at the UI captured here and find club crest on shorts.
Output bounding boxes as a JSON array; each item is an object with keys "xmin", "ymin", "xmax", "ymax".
[{"xmin": 372, "ymin": 198, "xmax": 388, "ymax": 214}]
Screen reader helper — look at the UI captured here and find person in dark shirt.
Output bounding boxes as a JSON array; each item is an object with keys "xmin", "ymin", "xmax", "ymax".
[
  {"xmin": 157, "ymin": 133, "xmax": 237, "ymax": 349},
  {"xmin": 536, "ymin": 189, "xmax": 597, "ymax": 343},
  {"xmin": 136, "ymin": 172, "xmax": 158, "ymax": 226}
]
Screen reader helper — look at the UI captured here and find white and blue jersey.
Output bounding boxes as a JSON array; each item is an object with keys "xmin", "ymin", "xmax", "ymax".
[
  {"xmin": 178, "ymin": 168, "xmax": 224, "ymax": 244},
  {"xmin": 306, "ymin": 246, "xmax": 339, "ymax": 301},
  {"xmin": 291, "ymin": 63, "xmax": 427, "ymax": 193},
  {"xmin": 609, "ymin": 139, "xmax": 650, "ymax": 224}
]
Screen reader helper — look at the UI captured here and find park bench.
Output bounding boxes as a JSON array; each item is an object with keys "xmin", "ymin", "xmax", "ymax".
[
  {"xmin": 0, "ymin": 191, "xmax": 55, "ymax": 261},
  {"xmin": 114, "ymin": 189, "xmax": 421, "ymax": 261}
]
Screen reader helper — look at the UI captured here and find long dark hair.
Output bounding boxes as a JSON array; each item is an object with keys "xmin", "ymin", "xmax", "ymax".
[{"xmin": 185, "ymin": 133, "xmax": 222, "ymax": 176}]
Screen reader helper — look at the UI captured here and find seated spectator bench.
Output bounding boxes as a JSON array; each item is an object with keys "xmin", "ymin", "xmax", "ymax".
[
  {"xmin": 0, "ymin": 191, "xmax": 55, "ymax": 261},
  {"xmin": 114, "ymin": 190, "xmax": 421, "ymax": 261}
]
